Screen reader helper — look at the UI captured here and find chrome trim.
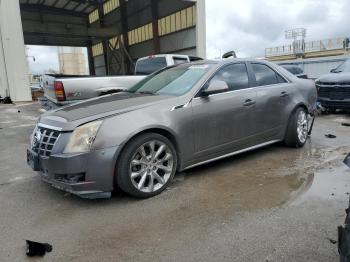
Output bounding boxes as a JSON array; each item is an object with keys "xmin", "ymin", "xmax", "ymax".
[
  {"xmin": 192, "ymin": 82, "xmax": 292, "ymax": 100},
  {"xmin": 170, "ymin": 101, "xmax": 190, "ymax": 111},
  {"xmin": 38, "ymin": 123, "xmax": 63, "ymax": 131},
  {"xmin": 184, "ymin": 140, "xmax": 281, "ymax": 170},
  {"xmin": 316, "ymin": 84, "xmax": 350, "ymax": 88}
]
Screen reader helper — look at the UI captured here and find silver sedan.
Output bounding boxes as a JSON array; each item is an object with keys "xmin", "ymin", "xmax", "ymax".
[{"xmin": 27, "ymin": 59, "xmax": 317, "ymax": 199}]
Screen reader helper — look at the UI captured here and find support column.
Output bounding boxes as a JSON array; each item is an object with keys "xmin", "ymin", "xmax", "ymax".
[
  {"xmin": 87, "ymin": 44, "xmax": 95, "ymax": 75},
  {"xmin": 195, "ymin": 0, "xmax": 206, "ymax": 58},
  {"xmin": 97, "ymin": 0, "xmax": 109, "ymax": 75},
  {"xmin": 151, "ymin": 0, "xmax": 160, "ymax": 54},
  {"xmin": 0, "ymin": 0, "xmax": 31, "ymax": 101},
  {"xmin": 102, "ymin": 40, "xmax": 109, "ymax": 75},
  {"xmin": 120, "ymin": 0, "xmax": 132, "ymax": 74}
]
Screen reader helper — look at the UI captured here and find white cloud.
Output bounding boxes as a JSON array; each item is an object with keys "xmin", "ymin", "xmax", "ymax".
[{"xmin": 206, "ymin": 0, "xmax": 350, "ymax": 58}]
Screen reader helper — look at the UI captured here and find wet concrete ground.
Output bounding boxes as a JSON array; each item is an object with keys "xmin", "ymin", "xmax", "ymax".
[{"xmin": 0, "ymin": 103, "xmax": 350, "ymax": 261}]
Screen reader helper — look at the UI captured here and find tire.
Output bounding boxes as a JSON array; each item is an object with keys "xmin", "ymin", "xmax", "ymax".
[
  {"xmin": 284, "ymin": 107, "xmax": 309, "ymax": 148},
  {"xmin": 116, "ymin": 133, "xmax": 177, "ymax": 198}
]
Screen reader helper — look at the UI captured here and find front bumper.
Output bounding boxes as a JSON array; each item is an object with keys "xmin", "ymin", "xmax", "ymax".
[
  {"xmin": 27, "ymin": 146, "xmax": 119, "ymax": 199},
  {"xmin": 318, "ymin": 97, "xmax": 350, "ymax": 109}
]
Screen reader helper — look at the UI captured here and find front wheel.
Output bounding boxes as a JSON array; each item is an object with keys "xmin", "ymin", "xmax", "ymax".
[
  {"xmin": 284, "ymin": 107, "xmax": 309, "ymax": 148},
  {"xmin": 116, "ymin": 133, "xmax": 177, "ymax": 198}
]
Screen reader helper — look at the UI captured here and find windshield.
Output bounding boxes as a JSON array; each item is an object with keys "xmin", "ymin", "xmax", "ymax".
[
  {"xmin": 135, "ymin": 57, "xmax": 167, "ymax": 75},
  {"xmin": 129, "ymin": 64, "xmax": 212, "ymax": 96},
  {"xmin": 333, "ymin": 59, "xmax": 350, "ymax": 73}
]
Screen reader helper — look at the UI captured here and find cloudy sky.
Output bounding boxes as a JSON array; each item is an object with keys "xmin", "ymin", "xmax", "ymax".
[
  {"xmin": 206, "ymin": 0, "xmax": 350, "ymax": 58},
  {"xmin": 27, "ymin": 0, "xmax": 350, "ymax": 74}
]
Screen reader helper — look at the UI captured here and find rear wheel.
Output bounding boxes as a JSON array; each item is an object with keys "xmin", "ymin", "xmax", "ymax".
[
  {"xmin": 284, "ymin": 107, "xmax": 309, "ymax": 148},
  {"xmin": 116, "ymin": 133, "xmax": 177, "ymax": 198}
]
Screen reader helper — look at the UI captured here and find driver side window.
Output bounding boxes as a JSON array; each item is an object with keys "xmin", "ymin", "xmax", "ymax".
[{"xmin": 210, "ymin": 63, "xmax": 249, "ymax": 91}]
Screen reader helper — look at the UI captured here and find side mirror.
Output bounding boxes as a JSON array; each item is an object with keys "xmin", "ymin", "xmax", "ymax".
[
  {"xmin": 330, "ymin": 68, "xmax": 336, "ymax": 73},
  {"xmin": 202, "ymin": 80, "xmax": 229, "ymax": 96}
]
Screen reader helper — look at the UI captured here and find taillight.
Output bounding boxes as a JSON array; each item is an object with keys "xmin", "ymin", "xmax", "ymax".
[{"xmin": 54, "ymin": 81, "xmax": 66, "ymax": 102}]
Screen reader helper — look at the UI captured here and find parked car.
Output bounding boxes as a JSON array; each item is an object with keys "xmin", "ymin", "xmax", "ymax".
[
  {"xmin": 316, "ymin": 59, "xmax": 350, "ymax": 112},
  {"xmin": 281, "ymin": 65, "xmax": 308, "ymax": 79},
  {"xmin": 44, "ymin": 54, "xmax": 202, "ymax": 106},
  {"xmin": 27, "ymin": 59, "xmax": 317, "ymax": 199}
]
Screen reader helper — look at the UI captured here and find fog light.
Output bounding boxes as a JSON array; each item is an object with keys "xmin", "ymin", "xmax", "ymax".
[{"xmin": 55, "ymin": 173, "xmax": 85, "ymax": 183}]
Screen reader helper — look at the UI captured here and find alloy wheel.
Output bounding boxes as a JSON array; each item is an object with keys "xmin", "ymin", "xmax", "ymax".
[
  {"xmin": 129, "ymin": 140, "xmax": 174, "ymax": 193},
  {"xmin": 297, "ymin": 110, "xmax": 308, "ymax": 143}
]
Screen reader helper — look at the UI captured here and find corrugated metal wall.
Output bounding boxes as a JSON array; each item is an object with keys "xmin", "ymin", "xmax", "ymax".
[{"xmin": 89, "ymin": 0, "xmax": 206, "ymax": 76}]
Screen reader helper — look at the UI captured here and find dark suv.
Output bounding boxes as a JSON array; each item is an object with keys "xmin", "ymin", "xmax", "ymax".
[
  {"xmin": 281, "ymin": 65, "xmax": 308, "ymax": 79},
  {"xmin": 316, "ymin": 59, "xmax": 350, "ymax": 112}
]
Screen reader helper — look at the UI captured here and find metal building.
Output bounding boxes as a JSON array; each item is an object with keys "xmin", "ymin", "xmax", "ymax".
[
  {"xmin": 58, "ymin": 47, "xmax": 88, "ymax": 75},
  {"xmin": 0, "ymin": 0, "xmax": 206, "ymax": 102}
]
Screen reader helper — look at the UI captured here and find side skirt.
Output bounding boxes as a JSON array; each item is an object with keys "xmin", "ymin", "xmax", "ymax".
[{"xmin": 183, "ymin": 139, "xmax": 281, "ymax": 171}]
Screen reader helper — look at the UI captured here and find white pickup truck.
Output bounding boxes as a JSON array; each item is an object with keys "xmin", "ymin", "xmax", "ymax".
[{"xmin": 43, "ymin": 54, "xmax": 201, "ymax": 105}]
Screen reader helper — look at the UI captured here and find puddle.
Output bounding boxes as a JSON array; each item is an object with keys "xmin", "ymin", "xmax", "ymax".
[
  {"xmin": 170, "ymin": 144, "xmax": 350, "ymax": 216},
  {"xmin": 293, "ymin": 165, "xmax": 350, "ymax": 203}
]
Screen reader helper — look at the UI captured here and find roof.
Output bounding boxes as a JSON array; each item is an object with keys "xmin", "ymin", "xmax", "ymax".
[{"xmin": 19, "ymin": 0, "xmax": 97, "ymax": 17}]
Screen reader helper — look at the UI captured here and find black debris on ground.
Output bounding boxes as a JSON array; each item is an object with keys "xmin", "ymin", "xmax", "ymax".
[
  {"xmin": 25, "ymin": 240, "xmax": 52, "ymax": 257},
  {"xmin": 338, "ymin": 199, "xmax": 350, "ymax": 261},
  {"xmin": 325, "ymin": 134, "xmax": 337, "ymax": 138},
  {"xmin": 328, "ymin": 238, "xmax": 337, "ymax": 244},
  {"xmin": 0, "ymin": 96, "xmax": 12, "ymax": 104},
  {"xmin": 342, "ymin": 123, "xmax": 350, "ymax": 127}
]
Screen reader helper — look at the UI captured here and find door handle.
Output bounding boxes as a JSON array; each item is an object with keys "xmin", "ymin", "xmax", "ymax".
[
  {"xmin": 280, "ymin": 91, "xmax": 288, "ymax": 97},
  {"xmin": 243, "ymin": 99, "xmax": 256, "ymax": 106}
]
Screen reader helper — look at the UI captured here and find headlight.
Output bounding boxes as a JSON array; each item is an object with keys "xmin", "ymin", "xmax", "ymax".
[{"xmin": 63, "ymin": 120, "xmax": 102, "ymax": 154}]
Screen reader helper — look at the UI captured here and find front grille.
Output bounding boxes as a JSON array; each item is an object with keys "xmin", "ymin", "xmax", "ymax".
[
  {"xmin": 319, "ymin": 101, "xmax": 350, "ymax": 108},
  {"xmin": 32, "ymin": 127, "xmax": 60, "ymax": 157},
  {"xmin": 317, "ymin": 82, "xmax": 350, "ymax": 99}
]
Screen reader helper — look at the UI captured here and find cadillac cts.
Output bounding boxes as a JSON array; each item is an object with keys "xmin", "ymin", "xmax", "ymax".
[{"xmin": 27, "ymin": 59, "xmax": 317, "ymax": 199}]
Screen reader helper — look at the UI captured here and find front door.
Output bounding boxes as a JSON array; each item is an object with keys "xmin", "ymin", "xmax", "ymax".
[{"xmin": 191, "ymin": 63, "xmax": 257, "ymax": 159}]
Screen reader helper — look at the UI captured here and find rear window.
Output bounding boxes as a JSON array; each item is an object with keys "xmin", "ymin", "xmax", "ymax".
[
  {"xmin": 252, "ymin": 63, "xmax": 286, "ymax": 86},
  {"xmin": 135, "ymin": 57, "xmax": 167, "ymax": 75}
]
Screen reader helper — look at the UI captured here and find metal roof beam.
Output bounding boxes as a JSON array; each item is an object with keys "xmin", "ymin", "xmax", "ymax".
[
  {"xmin": 22, "ymin": 19, "xmax": 119, "ymax": 39},
  {"xmin": 20, "ymin": 3, "xmax": 89, "ymax": 17}
]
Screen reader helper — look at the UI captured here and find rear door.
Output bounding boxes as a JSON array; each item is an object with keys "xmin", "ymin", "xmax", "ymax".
[
  {"xmin": 248, "ymin": 62, "xmax": 291, "ymax": 139},
  {"xmin": 191, "ymin": 63, "xmax": 257, "ymax": 158}
]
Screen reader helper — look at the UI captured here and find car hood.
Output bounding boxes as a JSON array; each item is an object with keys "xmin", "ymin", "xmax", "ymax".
[
  {"xmin": 318, "ymin": 72, "xmax": 350, "ymax": 83},
  {"xmin": 39, "ymin": 92, "xmax": 172, "ymax": 130}
]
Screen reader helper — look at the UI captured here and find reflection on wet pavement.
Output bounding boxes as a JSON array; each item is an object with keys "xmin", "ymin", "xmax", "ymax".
[{"xmin": 173, "ymin": 142, "xmax": 350, "ymax": 215}]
